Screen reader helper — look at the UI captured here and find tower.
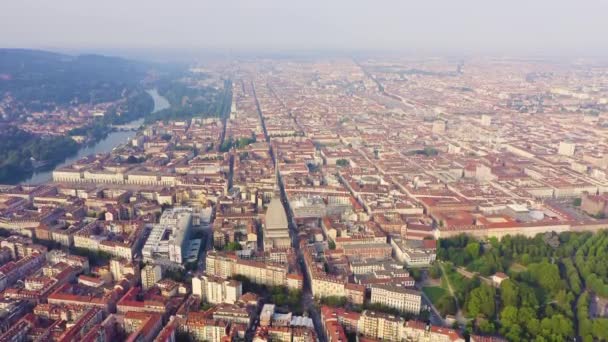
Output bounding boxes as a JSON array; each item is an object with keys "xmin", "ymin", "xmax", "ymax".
[
  {"xmin": 263, "ymin": 146, "xmax": 291, "ymax": 250},
  {"xmin": 274, "ymin": 146, "xmax": 280, "ymax": 196}
]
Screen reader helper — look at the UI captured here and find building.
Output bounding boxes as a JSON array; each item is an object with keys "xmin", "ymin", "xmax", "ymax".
[
  {"xmin": 391, "ymin": 238, "xmax": 437, "ymax": 267},
  {"xmin": 72, "ymin": 221, "xmax": 145, "ymax": 262},
  {"xmin": 141, "ymin": 264, "xmax": 162, "ymax": 290},
  {"xmin": 0, "ymin": 253, "xmax": 46, "ymax": 291},
  {"xmin": 491, "ymin": 272, "xmax": 509, "ymax": 287},
  {"xmin": 432, "ymin": 120, "xmax": 446, "ymax": 134},
  {"xmin": 345, "ymin": 283, "xmax": 366, "ymax": 305},
  {"xmin": 581, "ymin": 192, "xmax": 608, "ymax": 217},
  {"xmin": 403, "ymin": 320, "xmax": 465, "ymax": 342},
  {"xmin": 183, "ymin": 312, "xmax": 228, "ymax": 342},
  {"xmin": 260, "ymin": 304, "xmax": 275, "ymax": 327},
  {"xmin": 264, "ymin": 195, "xmax": 291, "ymax": 250},
  {"xmin": 357, "ymin": 310, "xmax": 404, "ymax": 341},
  {"xmin": 558, "ymin": 141, "xmax": 576, "ymax": 157},
  {"xmin": 205, "ymin": 251, "xmax": 301, "ymax": 290},
  {"xmin": 110, "ymin": 258, "xmax": 138, "ymax": 282},
  {"xmin": 123, "ymin": 311, "xmax": 163, "ymax": 342},
  {"xmin": 480, "ymin": 114, "xmax": 492, "ymax": 127},
  {"xmin": 310, "ymin": 275, "xmax": 346, "ymax": 299},
  {"xmin": 142, "ymin": 207, "xmax": 193, "ymax": 265},
  {"xmin": 263, "ymin": 164, "xmax": 291, "ymax": 250},
  {"xmin": 370, "ymin": 283, "xmax": 422, "ymax": 314},
  {"xmin": 192, "ymin": 274, "xmax": 242, "ymax": 304}
]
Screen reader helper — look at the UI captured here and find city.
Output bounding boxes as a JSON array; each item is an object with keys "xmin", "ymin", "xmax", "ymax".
[
  {"xmin": 1, "ymin": 1, "xmax": 608, "ymax": 342},
  {"xmin": 1, "ymin": 55, "xmax": 608, "ymax": 341}
]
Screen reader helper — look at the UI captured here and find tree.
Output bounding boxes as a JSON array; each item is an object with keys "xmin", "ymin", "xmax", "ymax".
[
  {"xmin": 336, "ymin": 159, "xmax": 349, "ymax": 167},
  {"xmin": 235, "ymin": 136, "xmax": 256, "ymax": 148},
  {"xmin": 224, "ymin": 242, "xmax": 242, "ymax": 251},
  {"xmin": 429, "ymin": 264, "xmax": 442, "ymax": 279},
  {"xmin": 466, "ymin": 284, "xmax": 496, "ymax": 318},
  {"xmin": 328, "ymin": 240, "xmax": 336, "ymax": 250},
  {"xmin": 175, "ymin": 331, "xmax": 194, "ymax": 342},
  {"xmin": 500, "ymin": 279, "xmax": 520, "ymax": 307},
  {"xmin": 465, "ymin": 242, "xmax": 481, "ymax": 259},
  {"xmin": 478, "ymin": 319, "xmax": 496, "ymax": 334},
  {"xmin": 410, "ymin": 268, "xmax": 423, "ymax": 281},
  {"xmin": 436, "ymin": 296, "xmax": 457, "ymax": 316},
  {"xmin": 592, "ymin": 319, "xmax": 608, "ymax": 340},
  {"xmin": 420, "ymin": 146, "xmax": 439, "ymax": 156},
  {"xmin": 220, "ymin": 138, "xmax": 233, "ymax": 152},
  {"xmin": 500, "ymin": 306, "xmax": 519, "ymax": 327},
  {"xmin": 126, "ymin": 155, "xmax": 142, "ymax": 164},
  {"xmin": 504, "ymin": 324, "xmax": 523, "ymax": 342},
  {"xmin": 539, "ymin": 314, "xmax": 574, "ymax": 340},
  {"xmin": 320, "ymin": 296, "xmax": 347, "ymax": 307},
  {"xmin": 518, "ymin": 283, "xmax": 539, "ymax": 308},
  {"xmin": 527, "ymin": 261, "xmax": 563, "ymax": 294},
  {"xmin": 164, "ymin": 268, "xmax": 186, "ymax": 282}
]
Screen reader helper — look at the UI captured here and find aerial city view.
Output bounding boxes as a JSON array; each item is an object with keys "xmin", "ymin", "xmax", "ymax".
[{"xmin": 0, "ymin": 1, "xmax": 607, "ymax": 342}]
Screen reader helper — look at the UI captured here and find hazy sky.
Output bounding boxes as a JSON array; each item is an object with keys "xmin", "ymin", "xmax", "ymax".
[{"xmin": 1, "ymin": 0, "xmax": 607, "ymax": 56}]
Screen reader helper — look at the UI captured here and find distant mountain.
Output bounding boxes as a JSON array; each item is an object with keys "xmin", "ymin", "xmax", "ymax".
[{"xmin": 0, "ymin": 48, "xmax": 150, "ymax": 109}]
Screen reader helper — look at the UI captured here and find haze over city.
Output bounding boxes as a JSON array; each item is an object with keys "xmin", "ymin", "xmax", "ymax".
[
  {"xmin": 1, "ymin": 0, "xmax": 608, "ymax": 56},
  {"xmin": 0, "ymin": 2, "xmax": 608, "ymax": 342}
]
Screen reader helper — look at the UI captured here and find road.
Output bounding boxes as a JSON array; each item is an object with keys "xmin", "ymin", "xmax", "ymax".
[
  {"xmin": 197, "ymin": 222, "xmax": 214, "ymax": 272},
  {"xmin": 299, "ymin": 256, "xmax": 326, "ymax": 342},
  {"xmin": 420, "ymin": 290, "xmax": 446, "ymax": 326},
  {"xmin": 454, "ymin": 266, "xmax": 493, "ymax": 286},
  {"xmin": 252, "ymin": 78, "xmax": 326, "ymax": 341}
]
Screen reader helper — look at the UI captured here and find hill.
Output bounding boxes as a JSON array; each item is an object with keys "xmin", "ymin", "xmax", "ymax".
[{"xmin": 0, "ymin": 48, "xmax": 150, "ymax": 110}]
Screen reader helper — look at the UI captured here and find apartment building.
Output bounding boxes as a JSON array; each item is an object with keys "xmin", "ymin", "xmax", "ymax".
[
  {"xmin": 141, "ymin": 264, "xmax": 163, "ymax": 290},
  {"xmin": 370, "ymin": 283, "xmax": 422, "ymax": 314},
  {"xmin": 358, "ymin": 310, "xmax": 404, "ymax": 341},
  {"xmin": 192, "ymin": 274, "xmax": 242, "ymax": 304},
  {"xmin": 183, "ymin": 312, "xmax": 228, "ymax": 342},
  {"xmin": 403, "ymin": 320, "xmax": 465, "ymax": 342},
  {"xmin": 205, "ymin": 251, "xmax": 301, "ymax": 290}
]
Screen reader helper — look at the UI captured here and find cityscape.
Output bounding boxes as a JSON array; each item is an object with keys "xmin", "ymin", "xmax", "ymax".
[{"xmin": 1, "ymin": 1, "xmax": 608, "ymax": 342}]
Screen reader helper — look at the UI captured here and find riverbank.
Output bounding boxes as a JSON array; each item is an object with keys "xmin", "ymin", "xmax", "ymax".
[
  {"xmin": 0, "ymin": 129, "xmax": 80, "ymax": 184},
  {"xmin": 13, "ymin": 88, "xmax": 169, "ymax": 185}
]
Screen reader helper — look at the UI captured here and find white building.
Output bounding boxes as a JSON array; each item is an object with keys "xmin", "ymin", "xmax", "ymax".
[
  {"xmin": 558, "ymin": 141, "xmax": 576, "ymax": 157},
  {"xmin": 391, "ymin": 238, "xmax": 437, "ymax": 267},
  {"xmin": 192, "ymin": 274, "xmax": 242, "ymax": 304},
  {"xmin": 142, "ymin": 207, "xmax": 193, "ymax": 264},
  {"xmin": 370, "ymin": 283, "xmax": 422, "ymax": 314},
  {"xmin": 481, "ymin": 114, "xmax": 492, "ymax": 127}
]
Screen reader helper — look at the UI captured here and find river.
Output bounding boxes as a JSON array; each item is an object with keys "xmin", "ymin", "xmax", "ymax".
[{"xmin": 22, "ymin": 89, "xmax": 170, "ymax": 184}]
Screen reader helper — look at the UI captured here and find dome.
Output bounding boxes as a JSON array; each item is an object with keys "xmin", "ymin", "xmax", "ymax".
[{"xmin": 266, "ymin": 197, "xmax": 288, "ymax": 230}]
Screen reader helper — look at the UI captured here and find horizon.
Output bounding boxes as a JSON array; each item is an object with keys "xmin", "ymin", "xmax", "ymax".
[
  {"xmin": 1, "ymin": 0, "xmax": 608, "ymax": 59},
  {"xmin": 2, "ymin": 47, "xmax": 608, "ymax": 65}
]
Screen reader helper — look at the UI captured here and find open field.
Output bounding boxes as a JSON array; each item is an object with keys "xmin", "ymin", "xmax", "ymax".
[{"xmin": 423, "ymin": 286, "xmax": 448, "ymax": 304}]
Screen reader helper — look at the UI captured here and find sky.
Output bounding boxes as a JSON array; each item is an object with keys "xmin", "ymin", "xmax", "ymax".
[{"xmin": 1, "ymin": 0, "xmax": 607, "ymax": 56}]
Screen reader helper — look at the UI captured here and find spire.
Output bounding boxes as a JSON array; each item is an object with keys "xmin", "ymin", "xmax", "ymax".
[{"xmin": 274, "ymin": 146, "xmax": 280, "ymax": 194}]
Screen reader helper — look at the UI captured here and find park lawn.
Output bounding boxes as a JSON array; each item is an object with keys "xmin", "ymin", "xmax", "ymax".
[
  {"xmin": 441, "ymin": 269, "xmax": 469, "ymax": 294},
  {"xmin": 509, "ymin": 263, "xmax": 527, "ymax": 273},
  {"xmin": 423, "ymin": 286, "xmax": 448, "ymax": 304}
]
